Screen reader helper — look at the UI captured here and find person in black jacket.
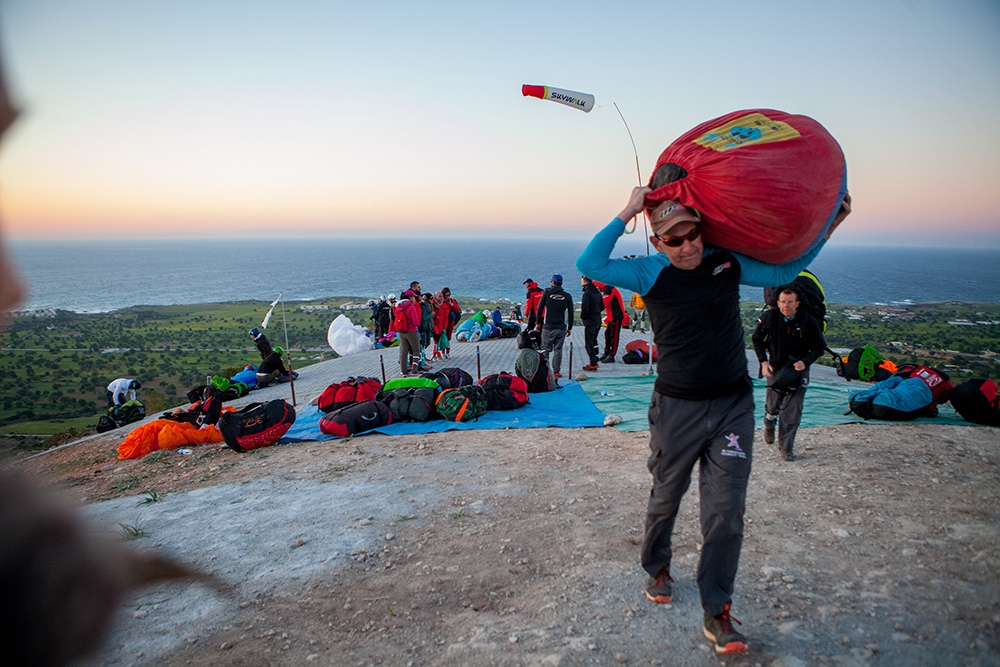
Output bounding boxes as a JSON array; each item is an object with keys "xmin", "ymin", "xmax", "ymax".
[
  {"xmin": 579, "ymin": 276, "xmax": 604, "ymax": 371},
  {"xmin": 752, "ymin": 287, "xmax": 826, "ymax": 461},
  {"xmin": 533, "ymin": 274, "xmax": 574, "ymax": 378},
  {"xmin": 249, "ymin": 328, "xmax": 291, "ymax": 386}
]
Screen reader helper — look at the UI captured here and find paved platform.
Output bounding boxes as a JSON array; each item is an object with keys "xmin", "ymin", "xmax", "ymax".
[{"xmin": 239, "ymin": 326, "xmax": 659, "ymax": 409}]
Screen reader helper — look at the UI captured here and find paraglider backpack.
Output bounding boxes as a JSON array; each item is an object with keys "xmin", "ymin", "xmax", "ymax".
[
  {"xmin": 219, "ymin": 400, "xmax": 296, "ymax": 452},
  {"xmin": 898, "ymin": 365, "xmax": 954, "ymax": 406},
  {"xmin": 949, "ymin": 378, "xmax": 1000, "ymax": 426},
  {"xmin": 97, "ymin": 400, "xmax": 146, "ymax": 433},
  {"xmin": 763, "ymin": 270, "xmax": 828, "ymax": 332},
  {"xmin": 435, "ymin": 386, "xmax": 488, "ymax": 422},
  {"xmin": 837, "ymin": 346, "xmax": 896, "ymax": 382},
  {"xmin": 317, "ymin": 377, "xmax": 382, "ymax": 413},
  {"xmin": 319, "ymin": 400, "xmax": 393, "ymax": 437},
  {"xmin": 515, "ymin": 348, "xmax": 555, "ymax": 393},
  {"xmin": 477, "ymin": 372, "xmax": 530, "ymax": 411},
  {"xmin": 376, "ymin": 386, "xmax": 438, "ymax": 422},
  {"xmin": 421, "ymin": 367, "xmax": 474, "ymax": 389}
]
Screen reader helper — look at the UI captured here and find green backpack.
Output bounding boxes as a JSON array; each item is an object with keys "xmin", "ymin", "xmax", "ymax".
[{"xmin": 435, "ymin": 386, "xmax": 488, "ymax": 422}]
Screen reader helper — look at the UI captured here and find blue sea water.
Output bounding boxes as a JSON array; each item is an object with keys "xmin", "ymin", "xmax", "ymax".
[{"xmin": 7, "ymin": 238, "xmax": 1000, "ymax": 312}]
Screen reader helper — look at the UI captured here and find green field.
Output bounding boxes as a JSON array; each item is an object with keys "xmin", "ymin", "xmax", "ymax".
[{"xmin": 2, "ymin": 298, "xmax": 997, "ymax": 443}]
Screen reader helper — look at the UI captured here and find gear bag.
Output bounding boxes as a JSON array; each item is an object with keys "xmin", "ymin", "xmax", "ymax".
[
  {"xmin": 763, "ymin": 269, "xmax": 828, "ymax": 332},
  {"xmin": 319, "ymin": 400, "xmax": 393, "ymax": 437},
  {"xmin": 477, "ymin": 372, "xmax": 530, "ymax": 410},
  {"xmin": 376, "ymin": 386, "xmax": 438, "ymax": 422},
  {"xmin": 435, "ymin": 386, "xmax": 489, "ymax": 422},
  {"xmin": 317, "ymin": 377, "xmax": 382, "ymax": 413},
  {"xmin": 949, "ymin": 378, "xmax": 1000, "ymax": 426},
  {"xmin": 837, "ymin": 346, "xmax": 896, "ymax": 382},
  {"xmin": 421, "ymin": 367, "xmax": 474, "ymax": 389},
  {"xmin": 219, "ymin": 400, "xmax": 296, "ymax": 452},
  {"xmin": 515, "ymin": 348, "xmax": 555, "ymax": 393}
]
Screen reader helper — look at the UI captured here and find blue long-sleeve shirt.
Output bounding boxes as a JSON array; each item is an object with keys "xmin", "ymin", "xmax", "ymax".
[
  {"xmin": 576, "ymin": 218, "xmax": 826, "ymax": 399},
  {"xmin": 576, "ymin": 218, "xmax": 826, "ymax": 296}
]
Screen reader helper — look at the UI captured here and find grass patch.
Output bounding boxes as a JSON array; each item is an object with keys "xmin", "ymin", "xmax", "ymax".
[
  {"xmin": 111, "ymin": 474, "xmax": 148, "ymax": 494},
  {"xmin": 119, "ymin": 518, "xmax": 148, "ymax": 540},
  {"xmin": 137, "ymin": 490, "xmax": 161, "ymax": 505}
]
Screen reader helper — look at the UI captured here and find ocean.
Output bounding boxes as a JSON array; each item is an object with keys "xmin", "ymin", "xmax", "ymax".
[{"xmin": 7, "ymin": 238, "xmax": 1000, "ymax": 312}]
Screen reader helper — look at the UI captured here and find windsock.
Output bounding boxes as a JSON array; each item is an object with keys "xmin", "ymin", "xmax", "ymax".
[{"xmin": 521, "ymin": 84, "xmax": 594, "ymax": 113}]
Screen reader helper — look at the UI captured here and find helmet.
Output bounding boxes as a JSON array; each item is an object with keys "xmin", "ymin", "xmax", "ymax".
[
  {"xmin": 130, "ymin": 380, "xmax": 142, "ymax": 390},
  {"xmin": 368, "ymin": 300, "xmax": 376, "ymax": 306},
  {"xmin": 273, "ymin": 346, "xmax": 283, "ymax": 356},
  {"xmin": 380, "ymin": 295, "xmax": 386, "ymax": 301},
  {"xmin": 388, "ymin": 293, "xmax": 396, "ymax": 301},
  {"xmin": 249, "ymin": 327, "xmax": 260, "ymax": 338}
]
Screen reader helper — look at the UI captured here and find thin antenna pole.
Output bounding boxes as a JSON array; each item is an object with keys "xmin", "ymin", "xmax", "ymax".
[
  {"xmin": 613, "ymin": 102, "xmax": 650, "ymax": 256},
  {"xmin": 279, "ymin": 293, "xmax": 296, "ymax": 406}
]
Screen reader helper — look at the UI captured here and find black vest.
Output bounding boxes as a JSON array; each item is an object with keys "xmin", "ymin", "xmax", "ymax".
[{"xmin": 644, "ymin": 251, "xmax": 751, "ymax": 400}]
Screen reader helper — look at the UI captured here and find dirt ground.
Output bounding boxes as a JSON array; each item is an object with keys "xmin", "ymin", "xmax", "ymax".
[{"xmin": 13, "ymin": 420, "xmax": 1000, "ymax": 667}]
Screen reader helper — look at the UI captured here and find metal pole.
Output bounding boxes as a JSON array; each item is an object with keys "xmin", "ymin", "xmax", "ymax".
[
  {"xmin": 379, "ymin": 354, "xmax": 386, "ymax": 385},
  {"xmin": 568, "ymin": 341, "xmax": 573, "ymax": 377},
  {"xmin": 647, "ymin": 326, "xmax": 655, "ymax": 376},
  {"xmin": 476, "ymin": 345, "xmax": 481, "ymax": 381},
  {"xmin": 278, "ymin": 293, "xmax": 296, "ymax": 406}
]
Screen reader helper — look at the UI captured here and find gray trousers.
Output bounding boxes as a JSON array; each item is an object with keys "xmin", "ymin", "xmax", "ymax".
[
  {"xmin": 642, "ymin": 389, "xmax": 754, "ymax": 617},
  {"xmin": 398, "ymin": 331, "xmax": 420, "ymax": 373},
  {"xmin": 540, "ymin": 324, "xmax": 567, "ymax": 373},
  {"xmin": 765, "ymin": 367, "xmax": 809, "ymax": 454}
]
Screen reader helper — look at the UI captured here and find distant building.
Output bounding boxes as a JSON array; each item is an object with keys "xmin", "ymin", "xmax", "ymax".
[{"xmin": 300, "ymin": 305, "xmax": 330, "ymax": 313}]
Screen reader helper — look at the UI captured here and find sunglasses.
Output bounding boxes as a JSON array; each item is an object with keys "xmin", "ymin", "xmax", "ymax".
[{"xmin": 655, "ymin": 227, "xmax": 702, "ymax": 247}]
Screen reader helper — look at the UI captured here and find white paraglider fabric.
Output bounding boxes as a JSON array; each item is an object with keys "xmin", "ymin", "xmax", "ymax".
[{"xmin": 327, "ymin": 314, "xmax": 374, "ymax": 356}]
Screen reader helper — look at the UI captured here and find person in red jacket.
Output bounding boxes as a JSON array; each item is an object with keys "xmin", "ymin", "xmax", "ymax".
[
  {"xmin": 393, "ymin": 290, "xmax": 423, "ymax": 375},
  {"xmin": 599, "ymin": 284, "xmax": 627, "ymax": 363},
  {"xmin": 523, "ymin": 278, "xmax": 545, "ymax": 330},
  {"xmin": 432, "ymin": 287, "xmax": 461, "ymax": 359}
]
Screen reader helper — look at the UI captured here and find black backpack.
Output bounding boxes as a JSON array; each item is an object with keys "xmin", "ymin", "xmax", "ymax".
[
  {"xmin": 515, "ymin": 348, "xmax": 555, "ymax": 392},
  {"xmin": 477, "ymin": 373, "xmax": 530, "ymax": 410},
  {"xmin": 376, "ymin": 386, "xmax": 438, "ymax": 422},
  {"xmin": 949, "ymin": 378, "xmax": 1000, "ymax": 426},
  {"xmin": 219, "ymin": 400, "xmax": 296, "ymax": 452},
  {"xmin": 421, "ymin": 367, "xmax": 474, "ymax": 389},
  {"xmin": 764, "ymin": 269, "xmax": 827, "ymax": 332}
]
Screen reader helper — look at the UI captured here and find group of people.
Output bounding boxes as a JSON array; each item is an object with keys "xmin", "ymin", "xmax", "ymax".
[
  {"xmin": 520, "ymin": 275, "xmax": 629, "ymax": 378},
  {"xmin": 368, "ymin": 282, "xmax": 463, "ymax": 376}
]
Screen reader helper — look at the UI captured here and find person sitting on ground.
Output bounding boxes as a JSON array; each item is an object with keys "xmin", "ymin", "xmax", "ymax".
[
  {"xmin": 249, "ymin": 328, "xmax": 291, "ymax": 386},
  {"xmin": 580, "ymin": 276, "xmax": 604, "ymax": 372},
  {"xmin": 752, "ymin": 286, "xmax": 826, "ymax": 461},
  {"xmin": 106, "ymin": 378, "xmax": 141, "ymax": 408}
]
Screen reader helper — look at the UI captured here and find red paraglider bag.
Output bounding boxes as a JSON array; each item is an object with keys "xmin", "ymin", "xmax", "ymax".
[{"xmin": 644, "ymin": 109, "xmax": 848, "ymax": 264}]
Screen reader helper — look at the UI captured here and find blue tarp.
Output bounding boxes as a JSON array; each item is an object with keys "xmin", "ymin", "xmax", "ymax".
[
  {"xmin": 581, "ymin": 376, "xmax": 975, "ymax": 432},
  {"xmin": 280, "ymin": 380, "xmax": 607, "ymax": 442}
]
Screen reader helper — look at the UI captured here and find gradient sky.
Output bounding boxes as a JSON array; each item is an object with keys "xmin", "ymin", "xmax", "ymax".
[{"xmin": 1, "ymin": 0, "xmax": 998, "ymax": 246}]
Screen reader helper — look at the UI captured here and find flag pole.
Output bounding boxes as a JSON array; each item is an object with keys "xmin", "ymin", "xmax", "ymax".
[{"xmin": 279, "ymin": 293, "xmax": 296, "ymax": 406}]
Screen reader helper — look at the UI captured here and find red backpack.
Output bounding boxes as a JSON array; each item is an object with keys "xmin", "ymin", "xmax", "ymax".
[
  {"xmin": 901, "ymin": 366, "xmax": 954, "ymax": 405},
  {"xmin": 317, "ymin": 377, "xmax": 382, "ymax": 413},
  {"xmin": 478, "ymin": 372, "xmax": 530, "ymax": 410}
]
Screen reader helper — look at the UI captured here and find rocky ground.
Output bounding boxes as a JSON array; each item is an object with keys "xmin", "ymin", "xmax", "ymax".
[{"xmin": 13, "ymin": 420, "xmax": 1000, "ymax": 667}]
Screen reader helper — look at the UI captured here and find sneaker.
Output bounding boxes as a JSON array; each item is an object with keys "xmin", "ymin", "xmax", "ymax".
[
  {"xmin": 603, "ymin": 356, "xmax": 615, "ymax": 364},
  {"xmin": 582, "ymin": 364, "xmax": 598, "ymax": 372},
  {"xmin": 781, "ymin": 450, "xmax": 796, "ymax": 461},
  {"xmin": 703, "ymin": 603, "xmax": 748, "ymax": 654},
  {"xmin": 763, "ymin": 417, "xmax": 776, "ymax": 444},
  {"xmin": 645, "ymin": 566, "xmax": 673, "ymax": 603}
]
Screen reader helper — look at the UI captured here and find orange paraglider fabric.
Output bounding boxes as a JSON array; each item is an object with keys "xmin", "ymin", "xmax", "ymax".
[{"xmin": 117, "ymin": 420, "xmax": 223, "ymax": 459}]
